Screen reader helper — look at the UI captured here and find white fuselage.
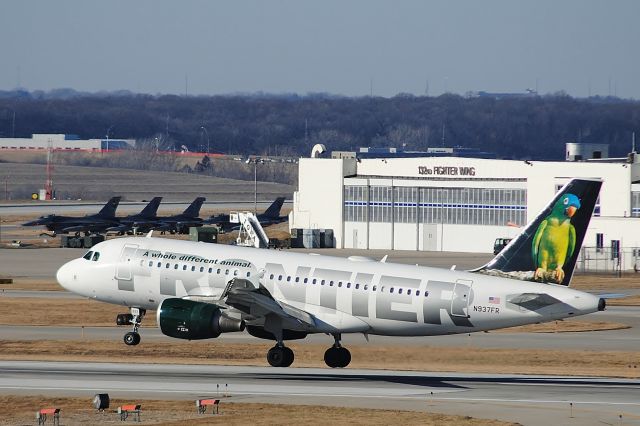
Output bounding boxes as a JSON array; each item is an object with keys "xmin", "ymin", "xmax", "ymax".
[{"xmin": 56, "ymin": 237, "xmax": 602, "ymax": 336}]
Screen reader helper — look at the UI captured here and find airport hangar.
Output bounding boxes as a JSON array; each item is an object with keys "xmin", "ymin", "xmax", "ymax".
[{"xmin": 289, "ymin": 143, "xmax": 640, "ymax": 269}]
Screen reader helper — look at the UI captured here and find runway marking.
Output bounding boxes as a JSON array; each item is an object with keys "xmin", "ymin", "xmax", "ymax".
[
  {"xmin": 498, "ymin": 382, "xmax": 640, "ymax": 390},
  {"xmin": 429, "ymin": 397, "xmax": 640, "ymax": 406}
]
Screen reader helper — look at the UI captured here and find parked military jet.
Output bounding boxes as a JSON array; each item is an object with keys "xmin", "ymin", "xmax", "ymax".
[
  {"xmin": 106, "ymin": 197, "xmax": 163, "ymax": 234},
  {"xmin": 23, "ymin": 196, "xmax": 121, "ymax": 236},
  {"xmin": 152, "ymin": 197, "xmax": 206, "ymax": 234},
  {"xmin": 206, "ymin": 197, "xmax": 287, "ymax": 231}
]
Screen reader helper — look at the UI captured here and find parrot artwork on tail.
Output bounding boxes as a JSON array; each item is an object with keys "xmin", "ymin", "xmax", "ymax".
[{"xmin": 532, "ymin": 193, "xmax": 581, "ymax": 284}]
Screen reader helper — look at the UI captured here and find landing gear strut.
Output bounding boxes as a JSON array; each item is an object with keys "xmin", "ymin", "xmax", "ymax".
[
  {"xmin": 116, "ymin": 307, "xmax": 145, "ymax": 346},
  {"xmin": 324, "ymin": 333, "xmax": 351, "ymax": 368}
]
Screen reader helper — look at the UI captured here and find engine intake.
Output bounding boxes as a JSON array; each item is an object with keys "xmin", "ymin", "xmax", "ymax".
[{"xmin": 158, "ymin": 298, "xmax": 245, "ymax": 340}]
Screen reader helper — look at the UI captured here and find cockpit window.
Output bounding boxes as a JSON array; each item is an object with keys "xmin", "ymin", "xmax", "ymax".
[
  {"xmin": 83, "ymin": 251, "xmax": 93, "ymax": 260},
  {"xmin": 92, "ymin": 252, "xmax": 100, "ymax": 261}
]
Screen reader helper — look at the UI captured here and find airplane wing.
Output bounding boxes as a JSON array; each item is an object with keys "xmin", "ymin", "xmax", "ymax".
[{"xmin": 220, "ymin": 278, "xmax": 316, "ymax": 330}]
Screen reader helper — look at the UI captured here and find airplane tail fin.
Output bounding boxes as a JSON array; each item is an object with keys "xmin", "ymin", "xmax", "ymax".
[
  {"xmin": 183, "ymin": 197, "xmax": 205, "ymax": 217},
  {"xmin": 97, "ymin": 196, "xmax": 121, "ymax": 218},
  {"xmin": 139, "ymin": 197, "xmax": 162, "ymax": 218},
  {"xmin": 473, "ymin": 179, "xmax": 602, "ymax": 286},
  {"xmin": 263, "ymin": 197, "xmax": 285, "ymax": 218}
]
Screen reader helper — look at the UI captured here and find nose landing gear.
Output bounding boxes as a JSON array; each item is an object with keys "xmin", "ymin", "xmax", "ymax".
[
  {"xmin": 324, "ymin": 333, "xmax": 351, "ymax": 368},
  {"xmin": 116, "ymin": 307, "xmax": 145, "ymax": 346}
]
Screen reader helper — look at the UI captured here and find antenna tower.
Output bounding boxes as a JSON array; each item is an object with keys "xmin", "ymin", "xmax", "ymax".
[{"xmin": 45, "ymin": 138, "xmax": 54, "ymax": 200}]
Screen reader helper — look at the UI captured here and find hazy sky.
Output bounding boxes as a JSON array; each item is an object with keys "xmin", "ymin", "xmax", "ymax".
[{"xmin": 1, "ymin": 0, "xmax": 639, "ymax": 98}]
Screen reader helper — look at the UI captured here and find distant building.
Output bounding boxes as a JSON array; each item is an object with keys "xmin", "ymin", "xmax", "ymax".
[
  {"xmin": 352, "ymin": 146, "xmax": 496, "ymax": 159},
  {"xmin": 0, "ymin": 133, "xmax": 134, "ymax": 151}
]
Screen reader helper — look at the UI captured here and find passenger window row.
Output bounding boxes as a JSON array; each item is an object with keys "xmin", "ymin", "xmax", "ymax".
[
  {"xmin": 266, "ymin": 273, "xmax": 428, "ymax": 297},
  {"xmin": 146, "ymin": 261, "xmax": 251, "ymax": 278}
]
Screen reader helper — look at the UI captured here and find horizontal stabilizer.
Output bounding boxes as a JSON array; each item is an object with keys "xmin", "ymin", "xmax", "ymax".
[{"xmin": 507, "ymin": 293, "xmax": 562, "ymax": 311}]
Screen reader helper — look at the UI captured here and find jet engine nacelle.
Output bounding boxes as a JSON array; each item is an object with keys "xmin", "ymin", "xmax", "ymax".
[{"xmin": 157, "ymin": 298, "xmax": 245, "ymax": 340}]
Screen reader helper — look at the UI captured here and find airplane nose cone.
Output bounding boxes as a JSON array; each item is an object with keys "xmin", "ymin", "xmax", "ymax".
[{"xmin": 56, "ymin": 261, "xmax": 75, "ymax": 292}]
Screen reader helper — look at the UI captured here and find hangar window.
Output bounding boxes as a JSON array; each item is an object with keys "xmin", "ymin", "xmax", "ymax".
[
  {"xmin": 83, "ymin": 251, "xmax": 93, "ymax": 260},
  {"xmin": 344, "ymin": 185, "xmax": 368, "ymax": 222}
]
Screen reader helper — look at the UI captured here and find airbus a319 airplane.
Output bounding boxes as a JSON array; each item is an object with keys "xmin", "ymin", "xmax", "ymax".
[{"xmin": 57, "ymin": 179, "xmax": 605, "ymax": 368}]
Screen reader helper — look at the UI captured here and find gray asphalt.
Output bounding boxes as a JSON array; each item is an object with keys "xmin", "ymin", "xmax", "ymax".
[{"xmin": 0, "ymin": 361, "xmax": 638, "ymax": 426}]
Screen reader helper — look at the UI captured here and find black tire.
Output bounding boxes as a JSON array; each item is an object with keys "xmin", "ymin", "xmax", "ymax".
[
  {"xmin": 282, "ymin": 347, "xmax": 294, "ymax": 367},
  {"xmin": 124, "ymin": 332, "xmax": 140, "ymax": 346},
  {"xmin": 267, "ymin": 346, "xmax": 292, "ymax": 367},
  {"xmin": 324, "ymin": 347, "xmax": 339, "ymax": 368},
  {"xmin": 337, "ymin": 347, "xmax": 351, "ymax": 368}
]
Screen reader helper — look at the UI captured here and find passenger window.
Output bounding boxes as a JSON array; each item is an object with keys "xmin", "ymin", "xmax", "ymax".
[
  {"xmin": 407, "ymin": 289, "xmax": 411, "ymax": 295},
  {"xmin": 182, "ymin": 265, "xmax": 186, "ymax": 270},
  {"xmin": 287, "ymin": 276, "xmax": 291, "ymax": 282},
  {"xmin": 312, "ymin": 279, "xmax": 317, "ymax": 284},
  {"xmin": 148, "ymin": 261, "xmax": 153, "ymax": 267},
  {"xmin": 373, "ymin": 285, "xmax": 377, "ymax": 291},
  {"xmin": 234, "ymin": 270, "xmax": 238, "ymax": 276},
  {"xmin": 208, "ymin": 268, "xmax": 213, "ymax": 273},
  {"xmin": 355, "ymin": 284, "xmax": 360, "ymax": 290},
  {"xmin": 192, "ymin": 266, "xmax": 196, "ymax": 272},
  {"xmin": 329, "ymin": 281, "xmax": 334, "ymax": 287},
  {"xmin": 295, "ymin": 277, "xmax": 300, "ymax": 283},
  {"xmin": 157, "ymin": 262, "xmax": 161, "ymax": 268},
  {"xmin": 200, "ymin": 267, "xmax": 204, "ymax": 272},
  {"xmin": 83, "ymin": 251, "xmax": 93, "ymax": 260},
  {"xmin": 364, "ymin": 285, "xmax": 368, "ymax": 290},
  {"xmin": 278, "ymin": 275, "xmax": 283, "ymax": 281},
  {"xmin": 217, "ymin": 269, "xmax": 221, "ymax": 274},
  {"xmin": 424, "ymin": 291, "xmax": 429, "ymax": 297},
  {"xmin": 398, "ymin": 288, "xmax": 403, "ymax": 294},
  {"xmin": 175, "ymin": 264, "xmax": 180, "ymax": 270},
  {"xmin": 321, "ymin": 280, "xmax": 325, "ymax": 286},
  {"xmin": 225, "ymin": 269, "xmax": 229, "ymax": 275},
  {"xmin": 270, "ymin": 274, "xmax": 274, "ymax": 280},
  {"xmin": 347, "ymin": 282, "xmax": 351, "ymax": 289},
  {"xmin": 390, "ymin": 288, "xmax": 394, "ymax": 293},
  {"xmin": 165, "ymin": 263, "xmax": 170, "ymax": 268},
  {"xmin": 92, "ymin": 252, "xmax": 100, "ymax": 261},
  {"xmin": 303, "ymin": 278, "xmax": 308, "ymax": 284},
  {"xmin": 416, "ymin": 290, "xmax": 420, "ymax": 296},
  {"xmin": 246, "ymin": 272, "xmax": 251, "ymax": 277},
  {"xmin": 338, "ymin": 282, "xmax": 342, "ymax": 287}
]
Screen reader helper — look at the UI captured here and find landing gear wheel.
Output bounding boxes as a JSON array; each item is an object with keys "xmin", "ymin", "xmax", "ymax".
[
  {"xmin": 267, "ymin": 345, "xmax": 294, "ymax": 367},
  {"xmin": 123, "ymin": 332, "xmax": 140, "ymax": 346},
  {"xmin": 324, "ymin": 346, "xmax": 351, "ymax": 368}
]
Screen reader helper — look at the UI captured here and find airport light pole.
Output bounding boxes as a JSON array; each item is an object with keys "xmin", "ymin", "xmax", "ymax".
[
  {"xmin": 200, "ymin": 126, "xmax": 209, "ymax": 154},
  {"xmin": 105, "ymin": 125, "xmax": 114, "ymax": 152},
  {"xmin": 246, "ymin": 157, "xmax": 264, "ymax": 214}
]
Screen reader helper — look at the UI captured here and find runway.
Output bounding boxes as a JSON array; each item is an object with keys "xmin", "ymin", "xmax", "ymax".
[{"xmin": 0, "ymin": 360, "xmax": 638, "ymax": 425}]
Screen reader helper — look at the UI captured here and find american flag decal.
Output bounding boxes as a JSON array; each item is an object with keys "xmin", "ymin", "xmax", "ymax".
[{"xmin": 489, "ymin": 296, "xmax": 500, "ymax": 304}]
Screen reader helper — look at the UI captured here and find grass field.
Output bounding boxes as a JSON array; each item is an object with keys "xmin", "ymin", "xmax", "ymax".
[{"xmin": 0, "ymin": 396, "xmax": 516, "ymax": 426}]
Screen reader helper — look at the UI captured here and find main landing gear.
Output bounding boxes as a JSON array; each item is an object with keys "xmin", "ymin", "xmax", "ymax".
[
  {"xmin": 267, "ymin": 344, "xmax": 294, "ymax": 367},
  {"xmin": 116, "ymin": 307, "xmax": 146, "ymax": 346},
  {"xmin": 324, "ymin": 334, "xmax": 351, "ymax": 368}
]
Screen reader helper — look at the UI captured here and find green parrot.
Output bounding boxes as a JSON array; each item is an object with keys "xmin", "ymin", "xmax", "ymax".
[{"xmin": 532, "ymin": 193, "xmax": 581, "ymax": 284}]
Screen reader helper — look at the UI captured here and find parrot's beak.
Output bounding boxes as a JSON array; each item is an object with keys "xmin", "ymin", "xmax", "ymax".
[{"xmin": 566, "ymin": 206, "xmax": 577, "ymax": 217}]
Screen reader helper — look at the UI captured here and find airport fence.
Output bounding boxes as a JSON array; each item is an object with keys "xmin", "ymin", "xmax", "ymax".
[{"xmin": 575, "ymin": 246, "xmax": 640, "ymax": 275}]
